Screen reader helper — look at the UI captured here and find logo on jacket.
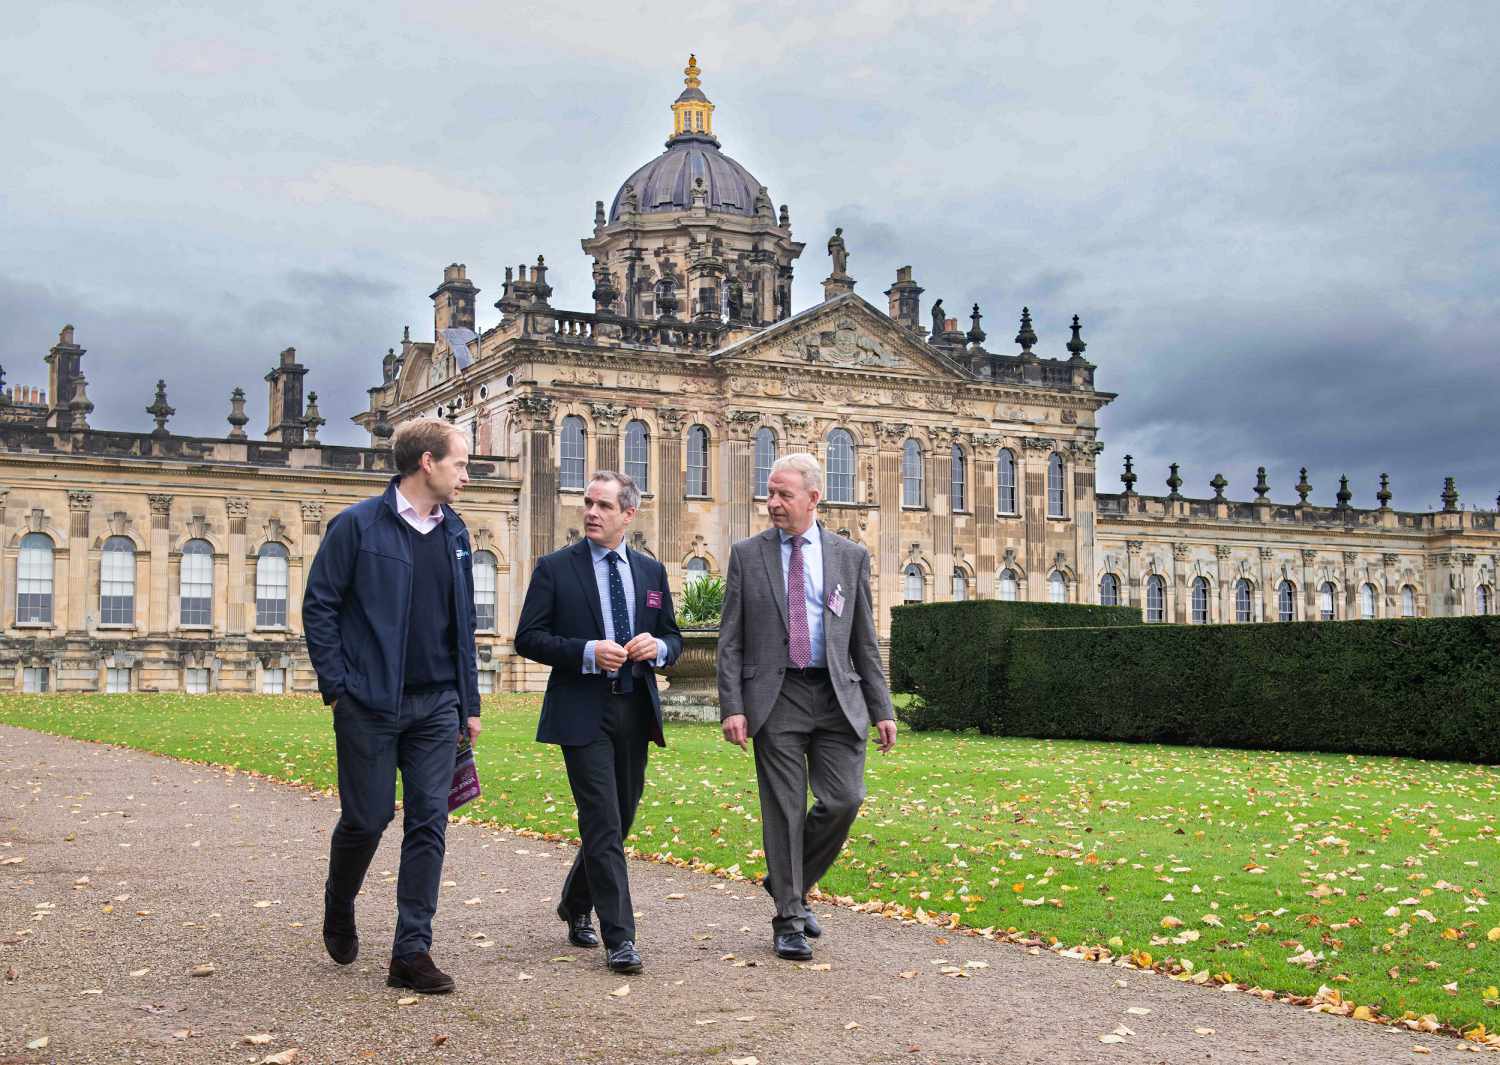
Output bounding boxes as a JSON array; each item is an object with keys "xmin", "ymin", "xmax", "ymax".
[
  {"xmin": 456, "ymin": 548, "xmax": 469, "ymax": 560},
  {"xmin": 646, "ymin": 590, "xmax": 662, "ymax": 609}
]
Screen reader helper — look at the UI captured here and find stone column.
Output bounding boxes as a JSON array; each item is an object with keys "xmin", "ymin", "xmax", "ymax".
[
  {"xmin": 515, "ymin": 395, "xmax": 556, "ymax": 566},
  {"xmin": 1341, "ymin": 551, "xmax": 1358, "ymax": 618},
  {"xmin": 1125, "ymin": 540, "xmax": 1143, "ymax": 610},
  {"xmin": 1301, "ymin": 550, "xmax": 1318, "ymax": 619},
  {"xmin": 1172, "ymin": 543, "xmax": 1190, "ymax": 623},
  {"xmin": 1259, "ymin": 547, "xmax": 1275, "ymax": 622},
  {"xmin": 1071, "ymin": 442, "xmax": 1101, "ymax": 605},
  {"xmin": 655, "ymin": 408, "xmax": 687, "ymax": 566},
  {"xmin": 972, "ymin": 434, "xmax": 1000, "ymax": 597},
  {"xmin": 1021, "ymin": 438, "xmax": 1053, "ymax": 600},
  {"xmin": 1460, "ymin": 553, "xmax": 1476, "ymax": 615},
  {"xmin": 147, "ymin": 494, "xmax": 172, "ymax": 633},
  {"xmin": 296, "ymin": 502, "xmax": 324, "ymax": 637},
  {"xmin": 589, "ymin": 401, "xmax": 627, "ymax": 473},
  {"xmin": 226, "ymin": 497, "xmax": 249, "ymax": 635},
  {"xmin": 0, "ymin": 489, "xmax": 10, "ymax": 628},
  {"xmin": 66, "ymin": 491, "xmax": 92, "ymax": 633},
  {"xmin": 1216, "ymin": 545, "xmax": 1232, "ymax": 623},
  {"xmin": 929, "ymin": 429, "xmax": 954, "ymax": 599},
  {"xmin": 723, "ymin": 410, "xmax": 759, "ymax": 548},
  {"xmin": 1381, "ymin": 552, "xmax": 1398, "ymax": 615},
  {"xmin": 875, "ymin": 423, "xmax": 906, "ymax": 633}
]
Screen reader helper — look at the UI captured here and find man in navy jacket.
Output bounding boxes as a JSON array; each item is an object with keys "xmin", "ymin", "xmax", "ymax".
[
  {"xmin": 515, "ymin": 470, "xmax": 682, "ymax": 974},
  {"xmin": 302, "ymin": 418, "xmax": 481, "ymax": 995}
]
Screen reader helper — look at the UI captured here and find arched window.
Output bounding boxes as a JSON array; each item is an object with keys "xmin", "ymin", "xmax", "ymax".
[
  {"xmin": 1401, "ymin": 584, "xmax": 1417, "ymax": 617},
  {"xmin": 1047, "ymin": 453, "xmax": 1066, "ymax": 518},
  {"xmin": 952, "ymin": 568, "xmax": 968, "ymax": 601},
  {"xmin": 753, "ymin": 427, "xmax": 777, "ymax": 498},
  {"xmin": 686, "ymin": 425, "xmax": 710, "ymax": 496},
  {"xmin": 1099, "ymin": 573, "xmax": 1120, "ymax": 606},
  {"xmin": 255, "ymin": 543, "xmax": 289, "ymax": 628},
  {"xmin": 1235, "ymin": 578, "xmax": 1253, "ymax": 623},
  {"xmin": 1478, "ymin": 584, "xmax": 1493, "ymax": 616},
  {"xmin": 560, "ymin": 415, "xmax": 586, "ymax": 490},
  {"xmin": 950, "ymin": 445, "xmax": 967, "ymax": 512},
  {"xmin": 1277, "ymin": 580, "xmax": 1296, "ymax": 622},
  {"xmin": 1049, "ymin": 571, "xmax": 1067, "ymax": 604},
  {"xmin": 901, "ymin": 439, "xmax": 924, "ymax": 507},
  {"xmin": 998, "ymin": 568, "xmax": 1019, "ymax": 602},
  {"xmin": 1319, "ymin": 581, "xmax": 1336, "ymax": 621},
  {"xmin": 179, "ymin": 539, "xmax": 214, "ymax": 627},
  {"xmin": 1360, "ymin": 582, "xmax": 1377, "ymax": 620},
  {"xmin": 1191, "ymin": 576, "xmax": 1210, "ymax": 624},
  {"xmin": 826, "ymin": 429, "xmax": 855, "ymax": 503},
  {"xmin": 100, "ymin": 536, "xmax": 136, "ymax": 626},
  {"xmin": 624, "ymin": 420, "xmax": 650, "ymax": 492},
  {"xmin": 17, "ymin": 533, "xmax": 54, "ymax": 625},
  {"xmin": 473, "ymin": 550, "xmax": 497, "ymax": 630},
  {"xmin": 1145, "ymin": 575, "xmax": 1165, "ymax": 622},
  {"xmin": 997, "ymin": 449, "xmax": 1017, "ymax": 515},
  {"xmin": 903, "ymin": 564, "xmax": 924, "ymax": 603},
  {"xmin": 686, "ymin": 556, "xmax": 709, "ymax": 586}
]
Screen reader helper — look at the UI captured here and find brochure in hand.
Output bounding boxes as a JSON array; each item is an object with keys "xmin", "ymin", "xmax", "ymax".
[{"xmin": 448, "ymin": 733, "xmax": 481, "ymax": 812}]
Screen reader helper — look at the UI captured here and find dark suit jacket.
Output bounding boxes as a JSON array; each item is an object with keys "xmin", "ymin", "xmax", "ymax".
[
  {"xmin": 515, "ymin": 539, "xmax": 683, "ymax": 747},
  {"xmin": 716, "ymin": 525, "xmax": 895, "ymax": 737}
]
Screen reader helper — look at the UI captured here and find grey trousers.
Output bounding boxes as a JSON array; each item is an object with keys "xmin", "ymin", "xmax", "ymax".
[
  {"xmin": 325, "ymin": 688, "xmax": 460, "ymax": 958},
  {"xmin": 752, "ymin": 671, "xmax": 867, "ymax": 936}
]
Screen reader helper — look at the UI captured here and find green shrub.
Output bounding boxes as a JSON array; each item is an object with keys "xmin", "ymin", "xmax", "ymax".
[
  {"xmin": 890, "ymin": 601, "xmax": 1141, "ymax": 732},
  {"xmin": 1002, "ymin": 616, "xmax": 1500, "ymax": 762},
  {"xmin": 679, "ymin": 575, "xmax": 726, "ymax": 626}
]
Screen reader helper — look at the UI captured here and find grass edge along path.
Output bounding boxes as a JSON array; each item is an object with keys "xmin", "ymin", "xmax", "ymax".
[{"xmin": 1, "ymin": 693, "xmax": 1497, "ymax": 1048}]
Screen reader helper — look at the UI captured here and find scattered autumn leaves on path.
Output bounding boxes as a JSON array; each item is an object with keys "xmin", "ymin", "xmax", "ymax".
[{"xmin": 1, "ymin": 691, "xmax": 1497, "ymax": 1041}]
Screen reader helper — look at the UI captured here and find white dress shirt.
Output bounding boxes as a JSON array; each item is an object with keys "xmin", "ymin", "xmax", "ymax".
[
  {"xmin": 581, "ymin": 541, "xmax": 668, "ymax": 675},
  {"xmin": 779, "ymin": 521, "xmax": 826, "ymax": 668},
  {"xmin": 394, "ymin": 485, "xmax": 444, "ymax": 536}
]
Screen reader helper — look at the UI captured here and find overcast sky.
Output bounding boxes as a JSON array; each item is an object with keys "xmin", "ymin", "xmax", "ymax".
[{"xmin": 3, "ymin": 2, "xmax": 1496, "ymax": 511}]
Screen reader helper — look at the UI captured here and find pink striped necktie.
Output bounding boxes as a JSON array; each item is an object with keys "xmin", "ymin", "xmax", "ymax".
[{"xmin": 787, "ymin": 535, "xmax": 811, "ymax": 669}]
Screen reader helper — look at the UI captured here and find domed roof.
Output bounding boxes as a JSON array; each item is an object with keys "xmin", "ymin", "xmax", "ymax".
[{"xmin": 609, "ymin": 134, "xmax": 764, "ymax": 222}]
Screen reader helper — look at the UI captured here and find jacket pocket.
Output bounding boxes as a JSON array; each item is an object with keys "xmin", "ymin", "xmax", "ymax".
[{"xmin": 741, "ymin": 665, "xmax": 758, "ymax": 678}]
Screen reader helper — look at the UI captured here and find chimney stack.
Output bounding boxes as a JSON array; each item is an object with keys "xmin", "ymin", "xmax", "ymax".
[
  {"xmin": 432, "ymin": 263, "xmax": 479, "ymax": 334},
  {"xmin": 45, "ymin": 324, "xmax": 85, "ymax": 433},
  {"xmin": 885, "ymin": 266, "xmax": 924, "ymax": 334},
  {"xmin": 264, "ymin": 346, "xmax": 308, "ymax": 444}
]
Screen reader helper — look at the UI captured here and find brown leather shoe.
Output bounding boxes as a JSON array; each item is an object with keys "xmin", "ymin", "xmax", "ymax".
[{"xmin": 387, "ymin": 951, "xmax": 455, "ymax": 994}]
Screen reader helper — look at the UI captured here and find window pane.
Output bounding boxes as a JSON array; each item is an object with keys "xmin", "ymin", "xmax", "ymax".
[
  {"xmin": 262, "ymin": 667, "xmax": 286, "ymax": 694},
  {"xmin": 903, "ymin": 565, "xmax": 923, "ymax": 603},
  {"xmin": 100, "ymin": 536, "xmax": 136, "ymax": 626},
  {"xmin": 1049, "ymin": 572, "xmax": 1066, "ymax": 604},
  {"xmin": 1099, "ymin": 573, "xmax": 1119, "ymax": 606},
  {"xmin": 477, "ymin": 670, "xmax": 495, "ymax": 694},
  {"xmin": 1235, "ymin": 579, "xmax": 1253, "ymax": 622},
  {"xmin": 23, "ymin": 667, "xmax": 49, "ymax": 693},
  {"xmin": 1360, "ymin": 583, "xmax": 1377, "ymax": 620},
  {"xmin": 826, "ymin": 430, "xmax": 855, "ymax": 503},
  {"xmin": 950, "ymin": 446, "xmax": 966, "ymax": 511},
  {"xmin": 997, "ymin": 450, "xmax": 1016, "ymax": 514},
  {"xmin": 999, "ymin": 569, "xmax": 1018, "ymax": 602},
  {"xmin": 1146, "ymin": 576, "xmax": 1165, "ymax": 622},
  {"xmin": 560, "ymin": 416, "xmax": 586, "ymax": 490},
  {"xmin": 687, "ymin": 426, "xmax": 710, "ymax": 496},
  {"xmin": 256, "ymin": 544, "xmax": 289, "ymax": 628},
  {"xmin": 753, "ymin": 428, "xmax": 776, "ymax": 498},
  {"xmin": 1402, "ymin": 585, "xmax": 1416, "ymax": 617},
  {"xmin": 1047, "ymin": 454, "xmax": 1065, "ymax": 517},
  {"xmin": 474, "ymin": 551, "xmax": 497, "ymax": 630},
  {"xmin": 902, "ymin": 440, "xmax": 923, "ymax": 507},
  {"xmin": 624, "ymin": 420, "xmax": 650, "ymax": 492},
  {"xmin": 180, "ymin": 539, "xmax": 213, "ymax": 626},
  {"xmin": 18, "ymin": 533, "xmax": 55, "ymax": 624},
  {"xmin": 1478, "ymin": 585, "xmax": 1492, "ymax": 616},
  {"xmin": 106, "ymin": 667, "xmax": 131, "ymax": 694},
  {"xmin": 687, "ymin": 557, "xmax": 709, "ymax": 586},
  {"xmin": 1319, "ymin": 581, "xmax": 1335, "ymax": 620},
  {"xmin": 184, "ymin": 667, "xmax": 209, "ymax": 694},
  {"xmin": 1278, "ymin": 581, "xmax": 1295, "ymax": 622},
  {"xmin": 1191, "ymin": 577, "xmax": 1209, "ymax": 623},
  {"xmin": 952, "ymin": 568, "xmax": 967, "ymax": 601}
]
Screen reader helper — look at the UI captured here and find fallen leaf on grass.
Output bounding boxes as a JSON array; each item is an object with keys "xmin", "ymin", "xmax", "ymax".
[{"xmin": 609, "ymin": 984, "xmax": 631, "ymax": 997}]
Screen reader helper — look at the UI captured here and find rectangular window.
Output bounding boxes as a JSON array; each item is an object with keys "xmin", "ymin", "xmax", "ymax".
[
  {"xmin": 184, "ymin": 667, "xmax": 210, "ymax": 694},
  {"xmin": 105, "ymin": 667, "xmax": 131, "ymax": 694},
  {"xmin": 477, "ymin": 671, "xmax": 495, "ymax": 694},
  {"xmin": 22, "ymin": 667, "xmax": 49, "ymax": 693},
  {"xmin": 262, "ymin": 668, "xmax": 286, "ymax": 694}
]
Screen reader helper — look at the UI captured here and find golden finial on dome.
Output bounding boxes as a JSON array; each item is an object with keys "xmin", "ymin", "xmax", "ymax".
[
  {"xmin": 684, "ymin": 54, "xmax": 701, "ymax": 89},
  {"xmin": 670, "ymin": 53, "xmax": 715, "ymax": 141}
]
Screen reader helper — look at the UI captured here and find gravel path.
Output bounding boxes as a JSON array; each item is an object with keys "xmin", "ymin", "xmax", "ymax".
[{"xmin": 0, "ymin": 725, "xmax": 1466, "ymax": 1064}]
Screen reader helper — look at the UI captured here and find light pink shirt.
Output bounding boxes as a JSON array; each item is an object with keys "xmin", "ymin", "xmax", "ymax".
[{"xmin": 394, "ymin": 485, "xmax": 444, "ymax": 535}]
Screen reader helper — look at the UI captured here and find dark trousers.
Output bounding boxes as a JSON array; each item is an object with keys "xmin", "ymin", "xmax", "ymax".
[
  {"xmin": 752, "ymin": 671, "xmax": 867, "ymax": 936},
  {"xmin": 325, "ymin": 689, "xmax": 460, "ymax": 958},
  {"xmin": 559, "ymin": 689, "xmax": 652, "ymax": 948}
]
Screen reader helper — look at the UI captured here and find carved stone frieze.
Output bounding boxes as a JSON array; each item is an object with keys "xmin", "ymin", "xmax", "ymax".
[
  {"xmin": 723, "ymin": 409, "xmax": 762, "ymax": 440},
  {"xmin": 513, "ymin": 393, "xmax": 556, "ymax": 429},
  {"xmin": 1382, "ymin": 553, "xmax": 1400, "ymax": 566},
  {"xmin": 587, "ymin": 401, "xmax": 630, "ymax": 432},
  {"xmin": 1215, "ymin": 545, "xmax": 1233, "ymax": 559},
  {"xmin": 657, "ymin": 407, "xmax": 688, "ymax": 432},
  {"xmin": 1125, "ymin": 540, "xmax": 1144, "ymax": 553},
  {"xmin": 1259, "ymin": 547, "xmax": 1276, "ymax": 560},
  {"xmin": 300, "ymin": 501, "xmax": 324, "ymax": 524},
  {"xmin": 67, "ymin": 490, "xmax": 93, "ymax": 512},
  {"xmin": 1022, "ymin": 436, "xmax": 1057, "ymax": 451},
  {"xmin": 1172, "ymin": 543, "xmax": 1192, "ymax": 562},
  {"xmin": 1341, "ymin": 551, "xmax": 1358, "ymax": 565},
  {"xmin": 1301, "ymin": 549, "xmax": 1318, "ymax": 564},
  {"xmin": 877, "ymin": 422, "xmax": 910, "ymax": 447}
]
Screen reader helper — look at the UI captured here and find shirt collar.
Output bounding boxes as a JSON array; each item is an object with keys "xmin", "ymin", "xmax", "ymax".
[
  {"xmin": 780, "ymin": 520, "xmax": 820, "ymax": 546},
  {"xmin": 589, "ymin": 539, "xmax": 628, "ymax": 564},
  {"xmin": 394, "ymin": 485, "xmax": 443, "ymax": 523}
]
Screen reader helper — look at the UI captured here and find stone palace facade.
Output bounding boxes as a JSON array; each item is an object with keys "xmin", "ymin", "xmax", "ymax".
[{"xmin": 3, "ymin": 56, "xmax": 1496, "ymax": 693}]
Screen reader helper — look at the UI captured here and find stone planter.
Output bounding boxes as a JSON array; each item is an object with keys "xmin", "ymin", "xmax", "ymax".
[{"xmin": 660, "ymin": 626, "xmax": 720, "ymax": 723}]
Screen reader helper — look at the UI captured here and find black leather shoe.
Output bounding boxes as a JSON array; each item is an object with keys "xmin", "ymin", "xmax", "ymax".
[
  {"xmin": 606, "ymin": 941, "xmax": 643, "ymax": 974},
  {"xmin": 801, "ymin": 908, "xmax": 823, "ymax": 939},
  {"xmin": 387, "ymin": 951, "xmax": 455, "ymax": 994},
  {"xmin": 774, "ymin": 932, "xmax": 814, "ymax": 961},
  {"xmin": 322, "ymin": 902, "xmax": 358, "ymax": 965},
  {"xmin": 557, "ymin": 903, "xmax": 600, "ymax": 948}
]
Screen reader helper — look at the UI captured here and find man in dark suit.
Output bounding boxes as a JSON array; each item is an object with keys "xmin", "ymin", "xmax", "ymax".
[
  {"xmin": 302, "ymin": 418, "xmax": 483, "ymax": 994},
  {"xmin": 515, "ymin": 470, "xmax": 682, "ymax": 974},
  {"xmin": 716, "ymin": 452, "xmax": 897, "ymax": 961}
]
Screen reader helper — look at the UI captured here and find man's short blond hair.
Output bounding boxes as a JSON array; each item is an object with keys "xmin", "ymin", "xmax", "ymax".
[
  {"xmin": 391, "ymin": 418, "xmax": 465, "ymax": 477},
  {"xmin": 771, "ymin": 453, "xmax": 824, "ymax": 495}
]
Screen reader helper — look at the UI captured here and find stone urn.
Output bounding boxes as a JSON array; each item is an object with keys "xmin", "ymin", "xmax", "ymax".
[{"xmin": 660, "ymin": 626, "xmax": 720, "ymax": 722}]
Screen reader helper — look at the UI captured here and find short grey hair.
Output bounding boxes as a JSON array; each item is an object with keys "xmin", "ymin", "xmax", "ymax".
[
  {"xmin": 771, "ymin": 453, "xmax": 824, "ymax": 495},
  {"xmin": 589, "ymin": 469, "xmax": 641, "ymax": 511}
]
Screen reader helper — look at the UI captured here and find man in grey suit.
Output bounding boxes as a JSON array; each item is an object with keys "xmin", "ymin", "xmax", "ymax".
[{"xmin": 717, "ymin": 452, "xmax": 897, "ymax": 961}]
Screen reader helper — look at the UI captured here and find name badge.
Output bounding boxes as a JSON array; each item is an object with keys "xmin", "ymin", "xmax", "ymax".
[
  {"xmin": 828, "ymin": 584, "xmax": 846, "ymax": 618},
  {"xmin": 646, "ymin": 590, "xmax": 662, "ymax": 609}
]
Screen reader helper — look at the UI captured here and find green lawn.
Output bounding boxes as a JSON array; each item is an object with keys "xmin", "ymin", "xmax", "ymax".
[{"xmin": 3, "ymin": 692, "xmax": 1497, "ymax": 1035}]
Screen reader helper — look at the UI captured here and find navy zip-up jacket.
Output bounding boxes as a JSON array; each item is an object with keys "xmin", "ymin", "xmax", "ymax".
[{"xmin": 302, "ymin": 478, "xmax": 481, "ymax": 719}]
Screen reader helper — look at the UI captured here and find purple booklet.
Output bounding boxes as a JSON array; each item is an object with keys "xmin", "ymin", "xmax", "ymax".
[{"xmin": 448, "ymin": 734, "xmax": 481, "ymax": 813}]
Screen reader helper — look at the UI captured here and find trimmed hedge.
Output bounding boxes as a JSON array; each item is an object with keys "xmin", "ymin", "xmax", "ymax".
[
  {"xmin": 1003, "ymin": 616, "xmax": 1500, "ymax": 762},
  {"xmin": 889, "ymin": 601, "xmax": 1141, "ymax": 732}
]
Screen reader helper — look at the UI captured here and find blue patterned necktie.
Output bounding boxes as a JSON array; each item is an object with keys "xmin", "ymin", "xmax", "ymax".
[{"xmin": 605, "ymin": 550, "xmax": 634, "ymax": 693}]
